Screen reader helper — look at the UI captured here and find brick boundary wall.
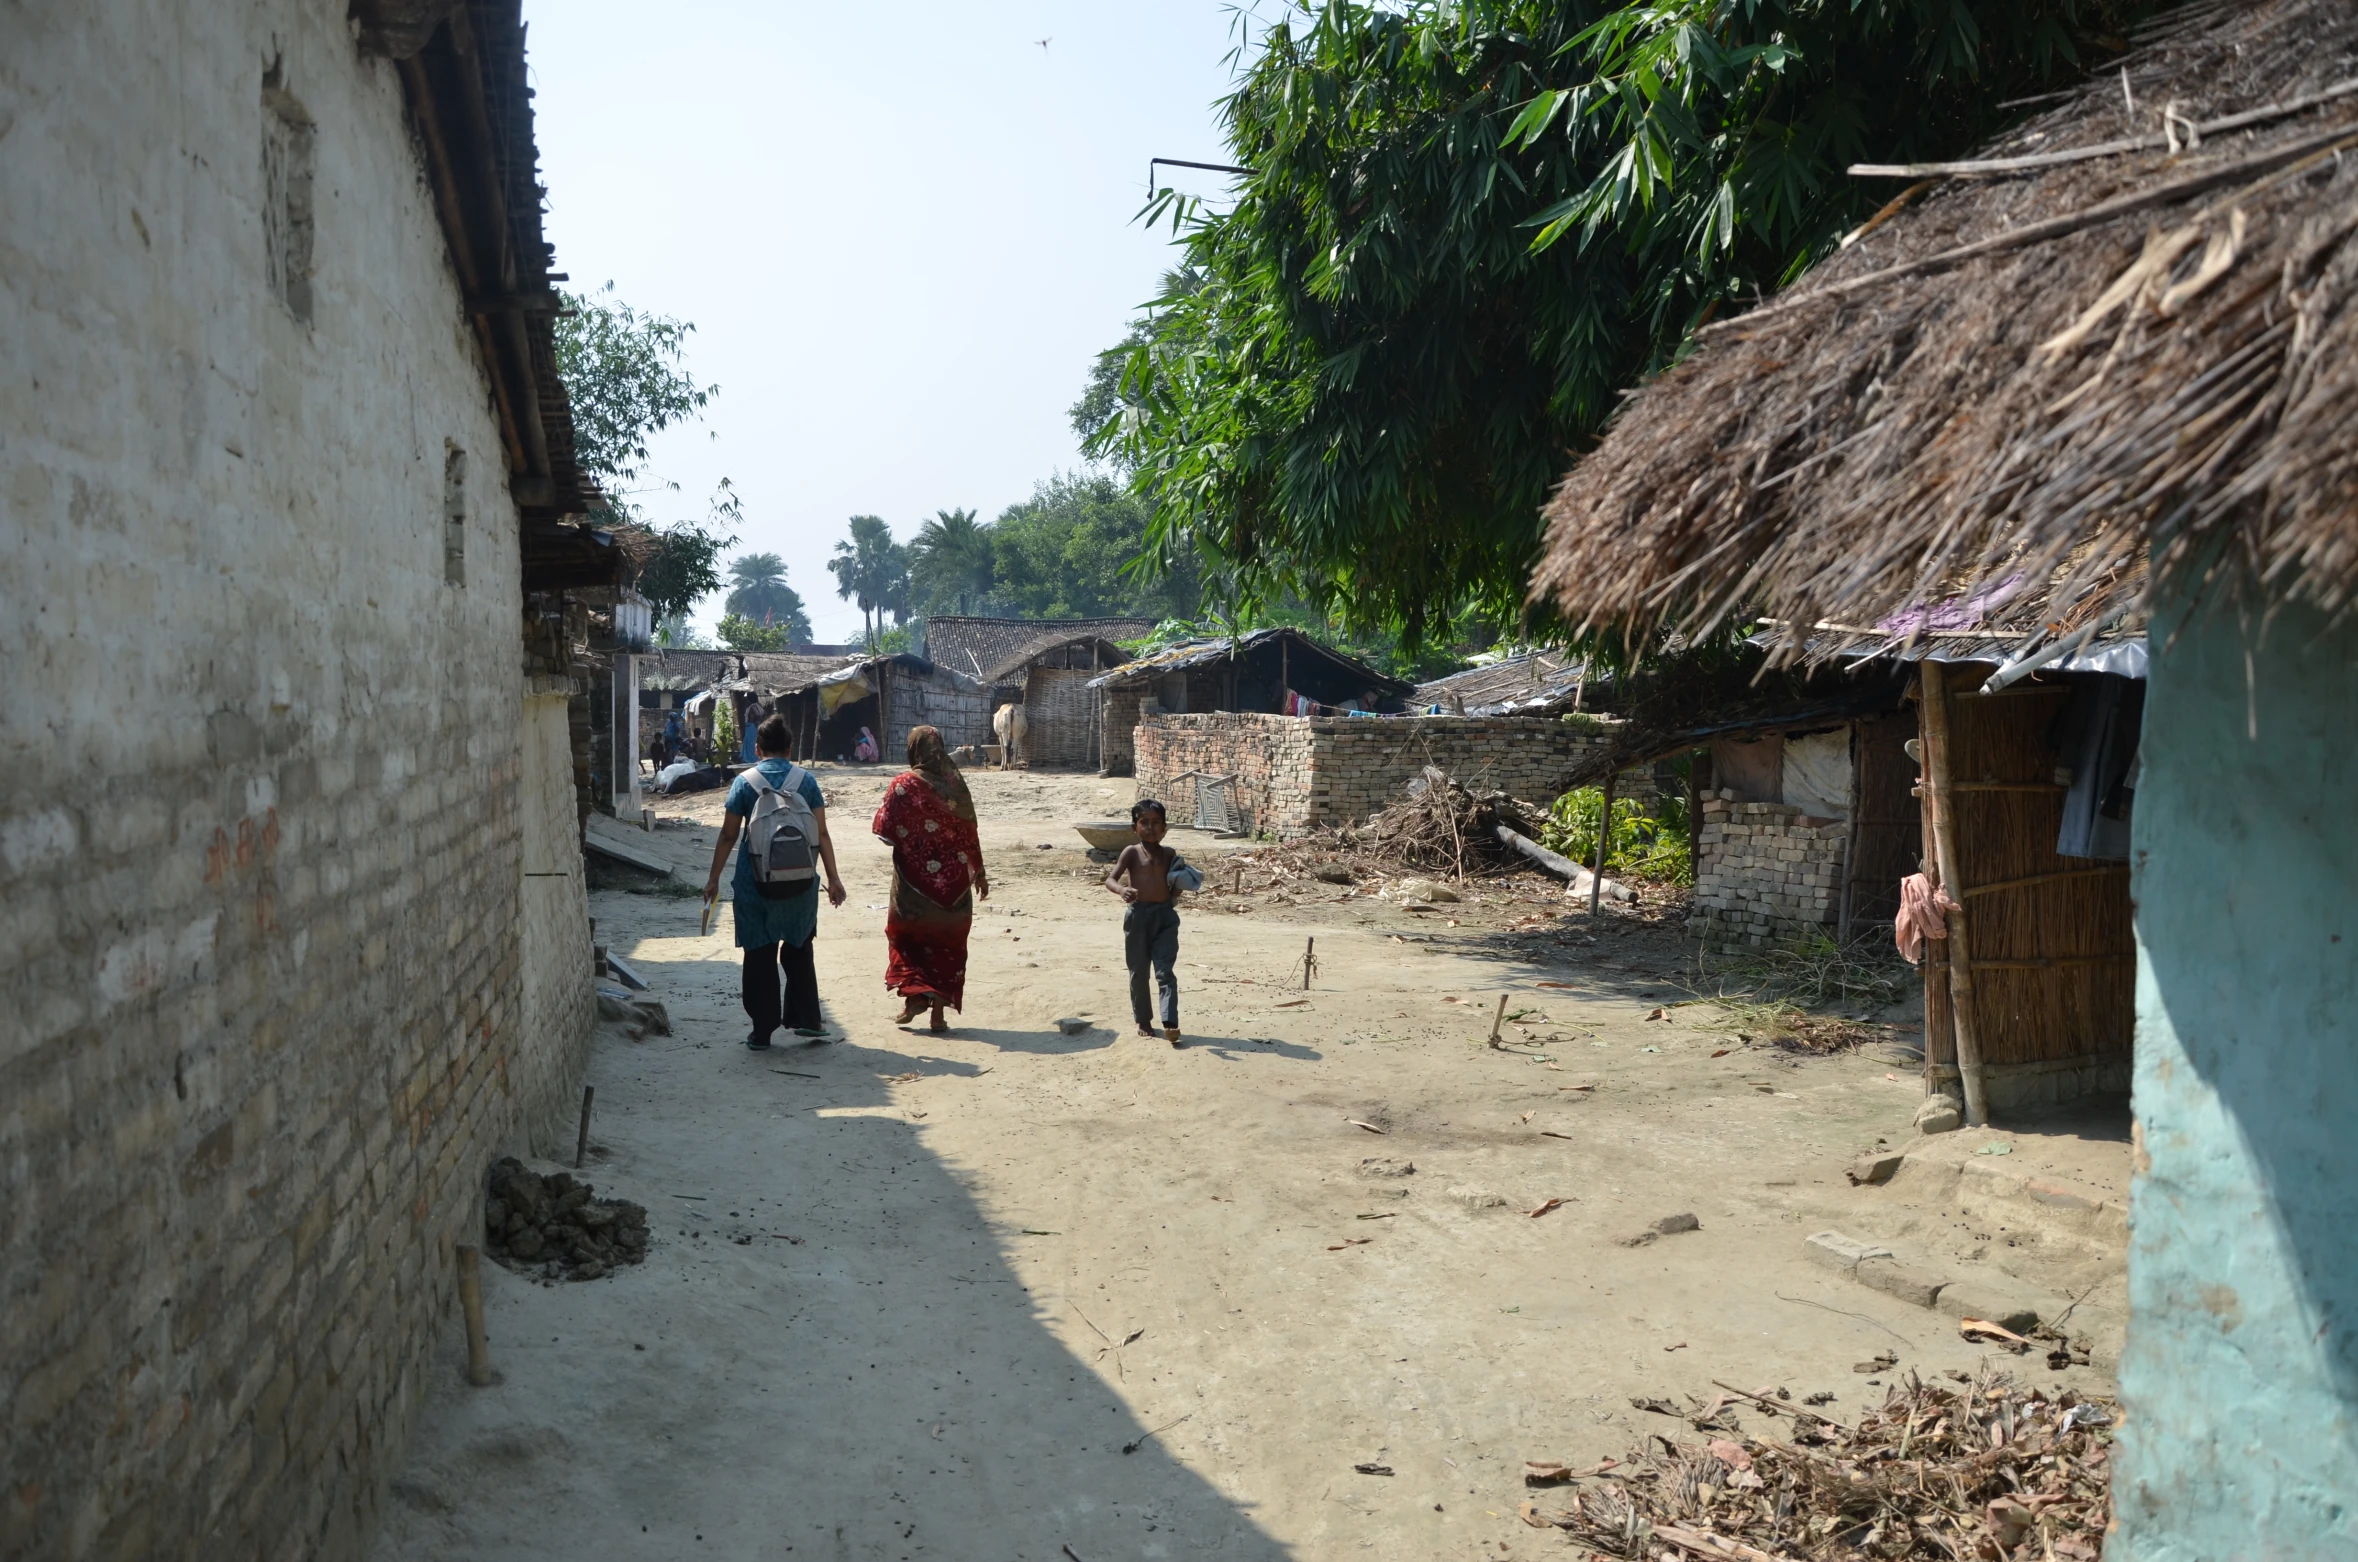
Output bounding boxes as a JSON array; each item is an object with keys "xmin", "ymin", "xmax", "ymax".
[
  {"xmin": 1131, "ymin": 712, "xmax": 1643, "ymax": 837},
  {"xmin": 1688, "ymin": 791, "xmax": 1849, "ymax": 953},
  {"xmin": 0, "ymin": 8, "xmax": 598, "ymax": 1554}
]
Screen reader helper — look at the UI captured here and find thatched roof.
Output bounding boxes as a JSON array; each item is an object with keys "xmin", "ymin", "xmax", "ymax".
[
  {"xmin": 922, "ymin": 617, "xmax": 1156, "ymax": 685},
  {"xmin": 1532, "ymin": 0, "xmax": 2358, "ymax": 661},
  {"xmin": 1087, "ymin": 628, "xmax": 1413, "ymax": 705},
  {"xmin": 1414, "ymin": 652, "xmax": 1589, "ymax": 716}
]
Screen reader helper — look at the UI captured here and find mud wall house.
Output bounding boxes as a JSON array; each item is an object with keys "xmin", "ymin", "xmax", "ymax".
[
  {"xmin": 1527, "ymin": 0, "xmax": 2358, "ymax": 1542},
  {"xmin": 731, "ymin": 652, "xmax": 990, "ymax": 765},
  {"xmin": 968, "ymin": 632, "xmax": 1133, "ymax": 770},
  {"xmin": 0, "ymin": 4, "xmax": 611, "ymax": 1555}
]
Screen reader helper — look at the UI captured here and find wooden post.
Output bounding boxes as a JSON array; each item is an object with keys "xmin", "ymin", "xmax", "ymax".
[
  {"xmin": 1488, "ymin": 992, "xmax": 1508, "ymax": 1045},
  {"xmin": 1919, "ymin": 662, "xmax": 1990, "ymax": 1127},
  {"xmin": 574, "ymin": 1085, "xmax": 595, "ymax": 1169},
  {"xmin": 1836, "ymin": 722, "xmax": 1862, "ymax": 945},
  {"xmin": 1589, "ymin": 773, "xmax": 1616, "ymax": 917},
  {"xmin": 456, "ymin": 1245, "xmax": 494, "ymax": 1386},
  {"xmin": 1280, "ymin": 638, "xmax": 1290, "ymax": 712}
]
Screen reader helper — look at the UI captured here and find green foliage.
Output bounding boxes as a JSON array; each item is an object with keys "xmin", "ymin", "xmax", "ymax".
[
  {"xmin": 723, "ymin": 551, "xmax": 813, "ymax": 643},
  {"xmin": 908, "ymin": 508, "xmax": 996, "ymax": 617},
  {"xmin": 986, "ymin": 473, "xmax": 1201, "ymax": 621},
  {"xmin": 713, "ymin": 697, "xmax": 737, "ymax": 760},
  {"xmin": 717, "ymin": 613, "xmax": 793, "ymax": 652},
  {"xmin": 872, "ymin": 623, "xmax": 915, "ymax": 656},
  {"xmin": 555, "ymin": 283, "xmax": 718, "ymax": 515},
  {"xmin": 653, "ymin": 615, "xmax": 709, "ymax": 649},
  {"xmin": 1542, "ymin": 785, "xmax": 1691, "ymax": 884},
  {"xmin": 1093, "ymin": 0, "xmax": 2136, "ymax": 645},
  {"xmin": 826, "ymin": 515, "xmax": 912, "ymax": 649},
  {"xmin": 635, "ymin": 480, "xmax": 740, "ymax": 625}
]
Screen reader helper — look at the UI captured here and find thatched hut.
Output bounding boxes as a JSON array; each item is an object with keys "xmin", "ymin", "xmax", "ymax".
[{"xmin": 1529, "ymin": 2, "xmax": 2357, "ymax": 1549}]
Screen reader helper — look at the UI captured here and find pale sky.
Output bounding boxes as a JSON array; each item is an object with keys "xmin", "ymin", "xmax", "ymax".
[{"xmin": 523, "ymin": 1, "xmax": 1263, "ymax": 641}]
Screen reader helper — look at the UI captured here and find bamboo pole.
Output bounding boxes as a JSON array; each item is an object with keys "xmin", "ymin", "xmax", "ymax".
[
  {"xmin": 1919, "ymin": 663, "xmax": 1990, "ymax": 1127},
  {"xmin": 456, "ymin": 1245, "xmax": 494, "ymax": 1386},
  {"xmin": 1837, "ymin": 723, "xmax": 1861, "ymax": 945}
]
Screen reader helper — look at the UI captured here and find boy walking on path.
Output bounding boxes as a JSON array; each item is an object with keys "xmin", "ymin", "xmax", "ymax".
[
  {"xmin": 1105, "ymin": 798, "xmax": 1199, "ymax": 1048},
  {"xmin": 703, "ymin": 714, "xmax": 849, "ymax": 1049}
]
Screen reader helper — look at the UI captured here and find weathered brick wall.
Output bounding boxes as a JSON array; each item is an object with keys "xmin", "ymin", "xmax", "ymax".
[
  {"xmin": 1023, "ymin": 666, "xmax": 1099, "ymax": 770},
  {"xmin": 1097, "ymin": 688, "xmax": 1146, "ymax": 776},
  {"xmin": 1688, "ymin": 792, "xmax": 1849, "ymax": 953},
  {"xmin": 1133, "ymin": 713, "xmax": 1639, "ymax": 837},
  {"xmin": 0, "ymin": 12, "xmax": 590, "ymax": 1560}
]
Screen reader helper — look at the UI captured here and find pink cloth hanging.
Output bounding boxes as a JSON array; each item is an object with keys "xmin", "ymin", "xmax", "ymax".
[{"xmin": 1895, "ymin": 872, "xmax": 1961, "ymax": 964}]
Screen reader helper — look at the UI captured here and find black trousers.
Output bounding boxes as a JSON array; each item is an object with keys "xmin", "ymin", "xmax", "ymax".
[
  {"xmin": 742, "ymin": 939, "xmax": 821, "ymax": 1039},
  {"xmin": 1124, "ymin": 902, "xmax": 1180, "ymax": 1029}
]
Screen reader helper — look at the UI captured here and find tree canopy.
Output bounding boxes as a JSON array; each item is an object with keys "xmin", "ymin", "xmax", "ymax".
[
  {"xmin": 1090, "ymin": 0, "xmax": 2137, "ymax": 644},
  {"xmin": 722, "ymin": 551, "xmax": 814, "ymax": 644},
  {"xmin": 908, "ymin": 509, "xmax": 995, "ymax": 617},
  {"xmin": 985, "ymin": 473, "xmax": 1201, "ymax": 622},
  {"xmin": 826, "ymin": 515, "xmax": 912, "ymax": 649}
]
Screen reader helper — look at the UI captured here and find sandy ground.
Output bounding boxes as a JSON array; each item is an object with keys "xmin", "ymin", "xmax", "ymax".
[{"xmin": 372, "ymin": 766, "xmax": 2126, "ymax": 1562}]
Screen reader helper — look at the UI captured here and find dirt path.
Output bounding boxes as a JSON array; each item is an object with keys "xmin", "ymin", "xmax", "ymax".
[{"xmin": 373, "ymin": 767, "xmax": 2123, "ymax": 1562}]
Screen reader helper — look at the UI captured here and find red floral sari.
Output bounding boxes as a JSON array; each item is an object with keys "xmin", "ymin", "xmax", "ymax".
[{"xmin": 871, "ymin": 767, "xmax": 981, "ymax": 1009}]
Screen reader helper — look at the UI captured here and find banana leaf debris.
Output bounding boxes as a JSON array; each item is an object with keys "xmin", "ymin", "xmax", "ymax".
[{"xmin": 1522, "ymin": 1369, "xmax": 2114, "ymax": 1560}]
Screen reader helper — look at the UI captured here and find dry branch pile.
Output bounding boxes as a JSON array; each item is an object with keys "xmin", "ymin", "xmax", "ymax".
[
  {"xmin": 1527, "ymin": 1372, "xmax": 2114, "ymax": 1560},
  {"xmin": 1238, "ymin": 768, "xmax": 1546, "ymax": 888}
]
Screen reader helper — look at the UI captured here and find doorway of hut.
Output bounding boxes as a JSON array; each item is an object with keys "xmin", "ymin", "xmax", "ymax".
[
  {"xmin": 1915, "ymin": 665, "xmax": 2139, "ymax": 1116},
  {"xmin": 817, "ymin": 692, "xmax": 881, "ymax": 764}
]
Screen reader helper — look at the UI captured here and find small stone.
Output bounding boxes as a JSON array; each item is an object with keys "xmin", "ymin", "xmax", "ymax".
[
  {"xmin": 1856, "ymin": 1257, "xmax": 1947, "ymax": 1309},
  {"xmin": 1847, "ymin": 1151, "xmax": 1906, "ymax": 1186},
  {"xmin": 1448, "ymin": 1185, "xmax": 1509, "ymax": 1211},
  {"xmin": 1652, "ymin": 1212, "xmax": 1700, "ymax": 1235},
  {"xmin": 1313, "ymin": 865, "xmax": 1355, "ymax": 884},
  {"xmin": 1805, "ymin": 1230, "xmax": 1892, "ymax": 1272},
  {"xmin": 507, "ymin": 1227, "xmax": 546, "ymax": 1261},
  {"xmin": 628, "ymin": 998, "xmax": 672, "ymax": 1036},
  {"xmin": 1054, "ymin": 1017, "xmax": 1091, "ymax": 1035},
  {"xmin": 1358, "ymin": 1157, "xmax": 1416, "ymax": 1178},
  {"xmin": 1914, "ymin": 1095, "xmax": 1964, "ymax": 1135}
]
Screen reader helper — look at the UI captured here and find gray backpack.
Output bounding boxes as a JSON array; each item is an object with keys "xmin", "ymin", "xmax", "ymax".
[{"xmin": 743, "ymin": 765, "xmax": 818, "ymax": 898}]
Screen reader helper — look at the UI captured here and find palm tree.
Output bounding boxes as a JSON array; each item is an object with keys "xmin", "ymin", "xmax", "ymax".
[
  {"xmin": 723, "ymin": 552, "xmax": 812, "ymax": 643},
  {"xmin": 826, "ymin": 516, "xmax": 910, "ymax": 649},
  {"xmin": 909, "ymin": 508, "xmax": 994, "ymax": 616}
]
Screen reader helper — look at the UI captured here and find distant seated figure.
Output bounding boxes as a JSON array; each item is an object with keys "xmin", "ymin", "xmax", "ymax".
[{"xmin": 854, "ymin": 726, "xmax": 880, "ymax": 762}]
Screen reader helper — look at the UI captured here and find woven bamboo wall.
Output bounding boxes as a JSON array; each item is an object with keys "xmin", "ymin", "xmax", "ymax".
[{"xmin": 1923, "ymin": 683, "xmax": 2135, "ymax": 1071}]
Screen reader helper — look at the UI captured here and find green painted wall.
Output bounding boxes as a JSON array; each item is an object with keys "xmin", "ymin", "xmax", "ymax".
[{"xmin": 2118, "ymin": 596, "xmax": 2358, "ymax": 1557}]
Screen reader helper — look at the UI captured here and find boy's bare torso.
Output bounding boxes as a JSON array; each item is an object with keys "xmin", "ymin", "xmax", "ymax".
[{"xmin": 1113, "ymin": 842, "xmax": 1175, "ymax": 904}]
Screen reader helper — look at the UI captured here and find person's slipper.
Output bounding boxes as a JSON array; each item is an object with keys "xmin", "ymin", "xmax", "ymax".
[
  {"xmin": 894, "ymin": 998, "xmax": 927, "ymax": 1025},
  {"xmin": 1164, "ymin": 1026, "xmax": 1184, "ymax": 1048},
  {"xmin": 745, "ymin": 1032, "xmax": 772, "ymax": 1051},
  {"xmin": 793, "ymin": 1028, "xmax": 832, "ymax": 1044},
  {"xmin": 929, "ymin": 1011, "xmax": 950, "ymax": 1034}
]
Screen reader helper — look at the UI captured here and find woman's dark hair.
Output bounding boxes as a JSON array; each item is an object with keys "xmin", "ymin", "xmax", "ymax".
[
  {"xmin": 755, "ymin": 713, "xmax": 793, "ymax": 756},
  {"xmin": 1130, "ymin": 797, "xmax": 1167, "ymax": 823}
]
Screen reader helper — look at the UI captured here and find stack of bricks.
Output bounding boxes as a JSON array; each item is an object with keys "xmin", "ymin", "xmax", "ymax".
[
  {"xmin": 1131, "ymin": 712, "xmax": 1640, "ymax": 837},
  {"xmin": 1688, "ymin": 790, "xmax": 1849, "ymax": 953}
]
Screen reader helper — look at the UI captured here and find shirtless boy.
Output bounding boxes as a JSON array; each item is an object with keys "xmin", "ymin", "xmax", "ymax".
[{"xmin": 1105, "ymin": 797, "xmax": 1190, "ymax": 1046}]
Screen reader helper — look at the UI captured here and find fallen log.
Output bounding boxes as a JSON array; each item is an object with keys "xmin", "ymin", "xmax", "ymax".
[{"xmin": 1494, "ymin": 825, "xmax": 1636, "ymax": 904}]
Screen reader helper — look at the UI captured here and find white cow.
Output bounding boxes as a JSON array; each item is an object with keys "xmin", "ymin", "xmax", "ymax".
[{"xmin": 992, "ymin": 703, "xmax": 1027, "ymax": 769}]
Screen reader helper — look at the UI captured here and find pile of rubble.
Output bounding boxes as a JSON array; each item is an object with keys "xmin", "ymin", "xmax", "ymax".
[
  {"xmin": 1524, "ymin": 1370, "xmax": 2113, "ymax": 1559},
  {"xmin": 483, "ymin": 1158, "xmax": 650, "ymax": 1282}
]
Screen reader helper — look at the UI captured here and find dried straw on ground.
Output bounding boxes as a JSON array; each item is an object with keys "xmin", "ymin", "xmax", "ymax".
[
  {"xmin": 1527, "ymin": 1372, "xmax": 2115, "ymax": 1560},
  {"xmin": 1531, "ymin": 0, "xmax": 2358, "ymax": 654},
  {"xmin": 1241, "ymin": 769, "xmax": 1547, "ymax": 887}
]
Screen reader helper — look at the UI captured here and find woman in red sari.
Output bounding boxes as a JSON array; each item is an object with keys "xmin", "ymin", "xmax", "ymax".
[{"xmin": 872, "ymin": 726, "xmax": 988, "ymax": 1031}]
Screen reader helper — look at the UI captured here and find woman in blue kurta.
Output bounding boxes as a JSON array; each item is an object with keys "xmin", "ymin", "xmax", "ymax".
[{"xmin": 701, "ymin": 714, "xmax": 848, "ymax": 1048}]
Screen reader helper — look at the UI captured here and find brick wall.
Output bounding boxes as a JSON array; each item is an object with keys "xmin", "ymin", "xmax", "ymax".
[
  {"xmin": 0, "ymin": 11, "xmax": 592, "ymax": 1558},
  {"xmin": 1097, "ymin": 689, "xmax": 1146, "ymax": 776},
  {"xmin": 1023, "ymin": 666, "xmax": 1100, "ymax": 770},
  {"xmin": 1131, "ymin": 713, "xmax": 1640, "ymax": 837},
  {"xmin": 1688, "ymin": 791, "xmax": 1849, "ymax": 953}
]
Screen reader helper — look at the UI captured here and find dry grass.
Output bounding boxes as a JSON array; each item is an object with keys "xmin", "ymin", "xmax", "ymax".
[
  {"xmin": 1532, "ymin": 0, "xmax": 2358, "ymax": 653},
  {"xmin": 1526, "ymin": 1370, "xmax": 2116, "ymax": 1559}
]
